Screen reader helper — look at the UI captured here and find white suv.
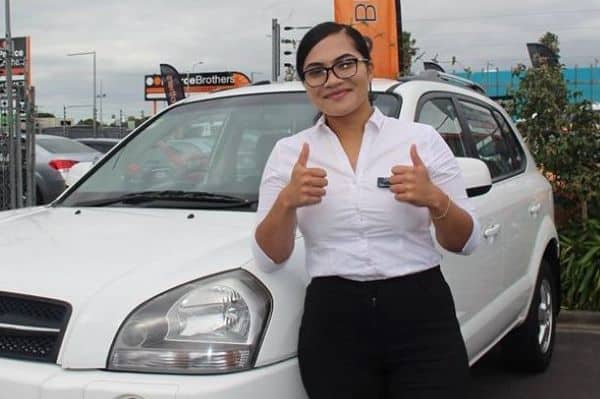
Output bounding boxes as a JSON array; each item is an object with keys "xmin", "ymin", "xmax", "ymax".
[{"xmin": 0, "ymin": 72, "xmax": 559, "ymax": 398}]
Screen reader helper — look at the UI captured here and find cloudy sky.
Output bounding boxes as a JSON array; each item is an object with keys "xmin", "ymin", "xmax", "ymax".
[{"xmin": 5, "ymin": 0, "xmax": 600, "ymax": 121}]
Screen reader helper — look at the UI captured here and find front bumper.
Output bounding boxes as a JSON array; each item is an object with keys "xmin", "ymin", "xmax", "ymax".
[{"xmin": 0, "ymin": 357, "xmax": 306, "ymax": 399}]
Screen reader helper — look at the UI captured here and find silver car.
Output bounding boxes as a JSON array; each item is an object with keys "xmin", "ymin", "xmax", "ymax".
[{"xmin": 34, "ymin": 134, "xmax": 101, "ymax": 204}]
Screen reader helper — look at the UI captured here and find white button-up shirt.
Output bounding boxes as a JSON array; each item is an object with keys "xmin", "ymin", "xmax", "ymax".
[{"xmin": 253, "ymin": 107, "xmax": 480, "ymax": 280}]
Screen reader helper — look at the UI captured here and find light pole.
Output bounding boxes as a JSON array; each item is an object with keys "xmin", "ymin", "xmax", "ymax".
[{"xmin": 67, "ymin": 50, "xmax": 96, "ymax": 137}]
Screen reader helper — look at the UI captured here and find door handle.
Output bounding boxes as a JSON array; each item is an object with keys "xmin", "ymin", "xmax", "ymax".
[
  {"xmin": 529, "ymin": 203, "xmax": 541, "ymax": 216},
  {"xmin": 484, "ymin": 224, "xmax": 501, "ymax": 238}
]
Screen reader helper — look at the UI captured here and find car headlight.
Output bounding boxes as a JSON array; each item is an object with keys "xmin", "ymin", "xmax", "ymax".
[{"xmin": 108, "ymin": 269, "xmax": 272, "ymax": 374}]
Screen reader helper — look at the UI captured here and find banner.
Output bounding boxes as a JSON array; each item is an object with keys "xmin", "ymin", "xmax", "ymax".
[
  {"xmin": 159, "ymin": 64, "xmax": 186, "ymax": 105},
  {"xmin": 145, "ymin": 71, "xmax": 251, "ymax": 101},
  {"xmin": 334, "ymin": 0, "xmax": 400, "ymax": 79},
  {"xmin": 526, "ymin": 43, "xmax": 559, "ymax": 68},
  {"xmin": 0, "ymin": 37, "xmax": 31, "ymax": 85}
]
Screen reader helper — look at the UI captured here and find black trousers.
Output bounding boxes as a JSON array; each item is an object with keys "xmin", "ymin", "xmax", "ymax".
[{"xmin": 297, "ymin": 266, "xmax": 470, "ymax": 399}]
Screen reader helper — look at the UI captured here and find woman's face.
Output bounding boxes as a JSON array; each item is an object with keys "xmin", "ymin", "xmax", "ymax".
[{"xmin": 302, "ymin": 31, "xmax": 373, "ymax": 117}]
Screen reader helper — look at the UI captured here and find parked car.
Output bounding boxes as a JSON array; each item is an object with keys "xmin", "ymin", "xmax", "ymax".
[
  {"xmin": 0, "ymin": 72, "xmax": 559, "ymax": 398},
  {"xmin": 32, "ymin": 134, "xmax": 102, "ymax": 204},
  {"xmin": 75, "ymin": 137, "xmax": 121, "ymax": 154}
]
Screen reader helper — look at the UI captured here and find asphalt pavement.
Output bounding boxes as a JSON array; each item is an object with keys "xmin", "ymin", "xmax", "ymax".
[{"xmin": 470, "ymin": 311, "xmax": 600, "ymax": 399}]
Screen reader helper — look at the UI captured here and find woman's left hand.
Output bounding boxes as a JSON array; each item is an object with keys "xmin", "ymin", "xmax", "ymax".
[{"xmin": 389, "ymin": 144, "xmax": 440, "ymax": 208}]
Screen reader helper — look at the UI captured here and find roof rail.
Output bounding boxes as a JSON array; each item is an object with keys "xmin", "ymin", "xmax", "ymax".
[
  {"xmin": 250, "ymin": 80, "xmax": 272, "ymax": 86},
  {"xmin": 401, "ymin": 70, "xmax": 486, "ymax": 95}
]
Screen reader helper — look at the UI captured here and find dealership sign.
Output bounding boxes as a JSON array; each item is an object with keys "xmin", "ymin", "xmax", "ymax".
[
  {"xmin": 0, "ymin": 37, "xmax": 31, "ymax": 85},
  {"xmin": 145, "ymin": 71, "xmax": 251, "ymax": 101}
]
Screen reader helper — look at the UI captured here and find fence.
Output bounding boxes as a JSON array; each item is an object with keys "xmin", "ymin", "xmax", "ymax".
[{"xmin": 455, "ymin": 64, "xmax": 600, "ymax": 104}]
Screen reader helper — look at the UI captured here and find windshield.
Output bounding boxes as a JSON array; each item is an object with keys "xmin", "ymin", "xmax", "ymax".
[{"xmin": 58, "ymin": 92, "xmax": 401, "ymax": 210}]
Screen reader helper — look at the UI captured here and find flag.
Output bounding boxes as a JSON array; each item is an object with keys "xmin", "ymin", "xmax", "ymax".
[
  {"xmin": 159, "ymin": 63, "xmax": 185, "ymax": 105},
  {"xmin": 334, "ymin": 0, "xmax": 401, "ymax": 79},
  {"xmin": 526, "ymin": 43, "xmax": 559, "ymax": 68}
]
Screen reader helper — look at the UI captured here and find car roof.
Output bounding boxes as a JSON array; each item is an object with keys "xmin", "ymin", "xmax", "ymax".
[
  {"xmin": 176, "ymin": 76, "xmax": 499, "ymax": 110},
  {"xmin": 181, "ymin": 78, "xmax": 401, "ymax": 103}
]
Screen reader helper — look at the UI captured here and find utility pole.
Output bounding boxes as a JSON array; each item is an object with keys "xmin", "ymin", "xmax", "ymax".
[
  {"xmin": 63, "ymin": 105, "xmax": 67, "ymax": 136},
  {"xmin": 271, "ymin": 18, "xmax": 280, "ymax": 82},
  {"xmin": 119, "ymin": 109, "xmax": 123, "ymax": 136},
  {"xmin": 97, "ymin": 80, "xmax": 106, "ymax": 132}
]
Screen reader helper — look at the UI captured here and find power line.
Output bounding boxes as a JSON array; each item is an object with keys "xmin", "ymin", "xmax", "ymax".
[{"xmin": 405, "ymin": 8, "xmax": 600, "ymax": 22}]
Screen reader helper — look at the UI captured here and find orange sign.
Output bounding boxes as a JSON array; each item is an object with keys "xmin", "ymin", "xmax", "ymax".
[{"xmin": 334, "ymin": 0, "xmax": 400, "ymax": 79}]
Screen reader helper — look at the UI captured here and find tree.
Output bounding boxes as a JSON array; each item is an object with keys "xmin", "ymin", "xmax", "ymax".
[
  {"xmin": 539, "ymin": 32, "xmax": 560, "ymax": 57},
  {"xmin": 509, "ymin": 32, "xmax": 600, "ymax": 224},
  {"xmin": 401, "ymin": 31, "xmax": 419, "ymax": 76}
]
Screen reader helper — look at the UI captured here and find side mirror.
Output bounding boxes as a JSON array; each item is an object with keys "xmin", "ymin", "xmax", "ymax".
[{"xmin": 456, "ymin": 157, "xmax": 492, "ymax": 197}]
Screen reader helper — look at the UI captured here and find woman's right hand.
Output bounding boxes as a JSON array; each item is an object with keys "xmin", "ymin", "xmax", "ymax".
[{"xmin": 280, "ymin": 143, "xmax": 328, "ymax": 209}]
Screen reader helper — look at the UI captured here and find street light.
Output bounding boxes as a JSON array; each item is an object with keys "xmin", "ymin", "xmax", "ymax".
[{"xmin": 67, "ymin": 50, "xmax": 96, "ymax": 137}]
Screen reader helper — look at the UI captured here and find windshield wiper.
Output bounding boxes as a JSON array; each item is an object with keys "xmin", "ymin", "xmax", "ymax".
[{"xmin": 70, "ymin": 190, "xmax": 257, "ymax": 208}]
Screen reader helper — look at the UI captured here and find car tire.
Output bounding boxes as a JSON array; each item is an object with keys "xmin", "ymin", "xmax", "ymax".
[{"xmin": 501, "ymin": 259, "xmax": 556, "ymax": 372}]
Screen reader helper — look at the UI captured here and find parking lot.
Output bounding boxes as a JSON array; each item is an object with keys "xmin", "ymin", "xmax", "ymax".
[{"xmin": 471, "ymin": 320, "xmax": 600, "ymax": 399}]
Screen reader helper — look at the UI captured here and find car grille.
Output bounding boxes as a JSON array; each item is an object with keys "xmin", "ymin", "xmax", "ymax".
[{"xmin": 0, "ymin": 292, "xmax": 71, "ymax": 363}]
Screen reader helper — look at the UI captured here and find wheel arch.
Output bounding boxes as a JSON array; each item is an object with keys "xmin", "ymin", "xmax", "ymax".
[{"xmin": 542, "ymin": 237, "xmax": 561, "ymax": 314}]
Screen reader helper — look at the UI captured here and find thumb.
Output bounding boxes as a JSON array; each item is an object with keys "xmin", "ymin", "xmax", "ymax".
[
  {"xmin": 410, "ymin": 144, "xmax": 424, "ymax": 167},
  {"xmin": 297, "ymin": 143, "xmax": 309, "ymax": 167}
]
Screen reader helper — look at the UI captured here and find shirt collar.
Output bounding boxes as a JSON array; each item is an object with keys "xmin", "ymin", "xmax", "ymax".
[{"xmin": 315, "ymin": 106, "xmax": 386, "ymax": 132}]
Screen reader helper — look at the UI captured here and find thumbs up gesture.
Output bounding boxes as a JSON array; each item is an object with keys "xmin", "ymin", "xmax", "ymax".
[
  {"xmin": 389, "ymin": 144, "xmax": 436, "ymax": 207},
  {"xmin": 281, "ymin": 143, "xmax": 328, "ymax": 209}
]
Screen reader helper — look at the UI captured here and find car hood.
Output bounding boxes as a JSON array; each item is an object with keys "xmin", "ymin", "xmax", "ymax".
[
  {"xmin": 0, "ymin": 206, "xmax": 256, "ymax": 304},
  {"xmin": 0, "ymin": 206, "xmax": 265, "ymax": 367}
]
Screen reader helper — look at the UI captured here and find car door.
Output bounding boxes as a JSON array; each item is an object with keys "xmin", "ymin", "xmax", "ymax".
[
  {"xmin": 457, "ymin": 98, "xmax": 532, "ymax": 326},
  {"xmin": 414, "ymin": 94, "xmax": 505, "ymax": 358},
  {"xmin": 490, "ymin": 108, "xmax": 543, "ymax": 316}
]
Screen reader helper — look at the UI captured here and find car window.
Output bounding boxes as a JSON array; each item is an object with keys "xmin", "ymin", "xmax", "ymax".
[
  {"xmin": 37, "ymin": 137, "xmax": 97, "ymax": 154},
  {"xmin": 459, "ymin": 100, "xmax": 518, "ymax": 179},
  {"xmin": 416, "ymin": 98, "xmax": 466, "ymax": 156},
  {"xmin": 492, "ymin": 109, "xmax": 525, "ymax": 171},
  {"xmin": 58, "ymin": 92, "xmax": 401, "ymax": 209}
]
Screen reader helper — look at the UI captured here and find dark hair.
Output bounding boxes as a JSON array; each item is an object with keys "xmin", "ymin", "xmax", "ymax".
[{"xmin": 296, "ymin": 22, "xmax": 371, "ymax": 80}]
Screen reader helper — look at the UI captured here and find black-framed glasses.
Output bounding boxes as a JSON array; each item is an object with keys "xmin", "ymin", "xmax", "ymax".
[{"xmin": 302, "ymin": 57, "xmax": 370, "ymax": 88}]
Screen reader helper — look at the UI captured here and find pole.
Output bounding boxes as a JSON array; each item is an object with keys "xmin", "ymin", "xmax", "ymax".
[
  {"xmin": 395, "ymin": 0, "xmax": 403, "ymax": 76},
  {"xmin": 590, "ymin": 64, "xmax": 594, "ymax": 104},
  {"xmin": 98, "ymin": 80, "xmax": 104, "ymax": 129},
  {"xmin": 271, "ymin": 18, "xmax": 280, "ymax": 82},
  {"xmin": 92, "ymin": 51, "xmax": 97, "ymax": 138},
  {"xmin": 119, "ymin": 109, "xmax": 123, "ymax": 136},
  {"xmin": 14, "ymin": 86, "xmax": 22, "ymax": 208},
  {"xmin": 25, "ymin": 86, "xmax": 34, "ymax": 206},
  {"xmin": 63, "ymin": 105, "xmax": 67, "ymax": 136},
  {"xmin": 5, "ymin": 0, "xmax": 16, "ymax": 209}
]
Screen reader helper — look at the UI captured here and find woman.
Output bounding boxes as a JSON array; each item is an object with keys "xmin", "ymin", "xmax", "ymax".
[{"xmin": 253, "ymin": 22, "xmax": 480, "ymax": 398}]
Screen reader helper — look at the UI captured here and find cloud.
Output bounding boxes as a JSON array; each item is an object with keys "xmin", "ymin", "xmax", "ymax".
[{"xmin": 9, "ymin": 1, "xmax": 600, "ymax": 120}]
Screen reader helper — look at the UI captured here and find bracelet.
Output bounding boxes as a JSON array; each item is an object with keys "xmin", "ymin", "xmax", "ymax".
[{"xmin": 431, "ymin": 194, "xmax": 451, "ymax": 220}]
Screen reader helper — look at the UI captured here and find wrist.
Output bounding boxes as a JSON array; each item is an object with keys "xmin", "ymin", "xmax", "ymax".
[
  {"xmin": 277, "ymin": 186, "xmax": 296, "ymax": 211},
  {"xmin": 428, "ymin": 189, "xmax": 451, "ymax": 220}
]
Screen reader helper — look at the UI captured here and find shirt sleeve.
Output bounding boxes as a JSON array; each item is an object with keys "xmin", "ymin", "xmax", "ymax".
[
  {"xmin": 251, "ymin": 141, "xmax": 291, "ymax": 271},
  {"xmin": 424, "ymin": 126, "xmax": 481, "ymax": 255}
]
